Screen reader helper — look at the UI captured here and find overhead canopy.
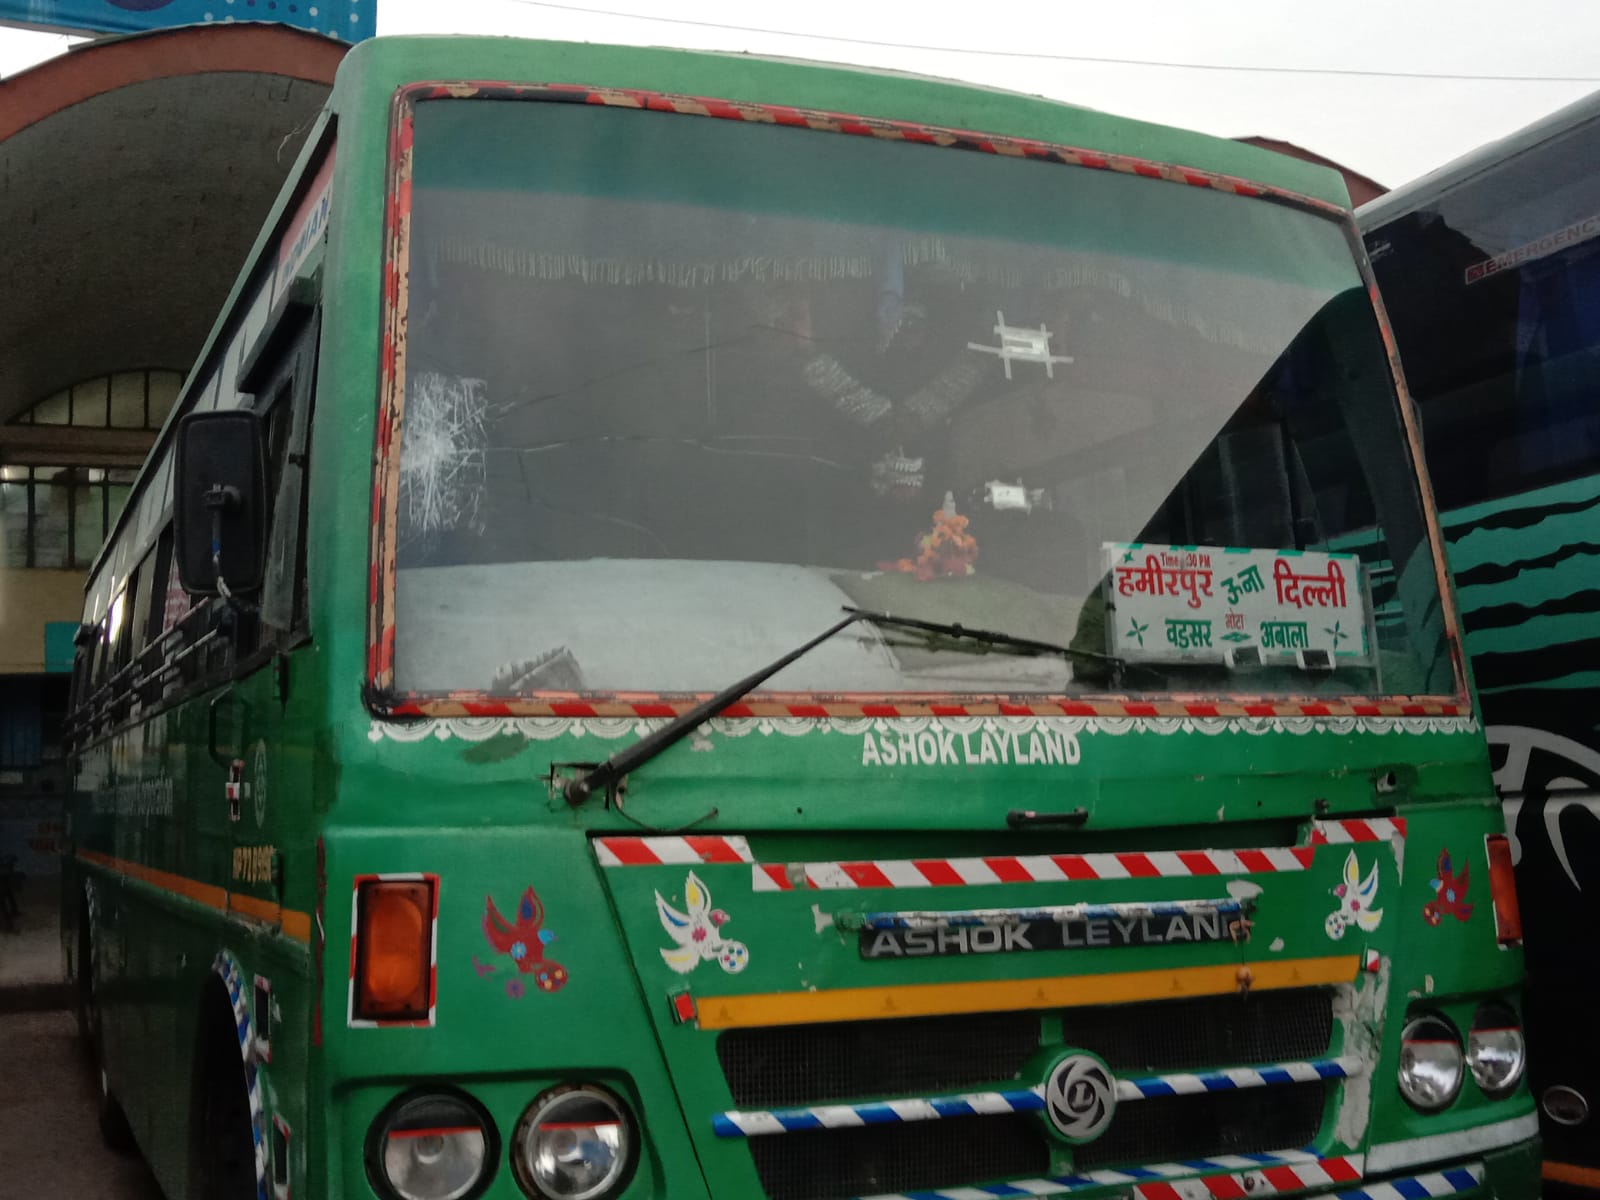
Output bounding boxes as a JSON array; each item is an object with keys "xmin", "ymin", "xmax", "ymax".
[{"xmin": 0, "ymin": 23, "xmax": 345, "ymax": 430}]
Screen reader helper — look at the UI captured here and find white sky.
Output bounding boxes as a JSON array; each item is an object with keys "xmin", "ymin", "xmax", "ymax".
[{"xmin": 4, "ymin": 0, "xmax": 1599, "ymax": 188}]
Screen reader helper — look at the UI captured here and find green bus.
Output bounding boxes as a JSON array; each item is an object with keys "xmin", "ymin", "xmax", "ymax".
[
  {"xmin": 63, "ymin": 34, "xmax": 1538, "ymax": 1200},
  {"xmin": 1358, "ymin": 90, "xmax": 1600, "ymax": 1197}
]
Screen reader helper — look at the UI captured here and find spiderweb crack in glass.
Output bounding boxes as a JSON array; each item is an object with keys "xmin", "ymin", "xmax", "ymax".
[{"xmin": 398, "ymin": 372, "xmax": 488, "ymax": 539}]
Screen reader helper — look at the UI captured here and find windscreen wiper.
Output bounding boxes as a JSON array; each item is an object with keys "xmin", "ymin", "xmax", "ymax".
[
  {"xmin": 562, "ymin": 606, "xmax": 1120, "ymax": 805},
  {"xmin": 844, "ymin": 607, "xmax": 1123, "ymax": 668},
  {"xmin": 562, "ymin": 612, "xmax": 866, "ymax": 805}
]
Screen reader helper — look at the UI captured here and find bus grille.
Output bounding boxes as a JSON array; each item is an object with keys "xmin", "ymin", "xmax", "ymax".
[
  {"xmin": 718, "ymin": 989, "xmax": 1336, "ymax": 1200},
  {"xmin": 1066, "ymin": 988, "xmax": 1334, "ymax": 1073},
  {"xmin": 717, "ymin": 1010, "xmax": 1040, "ymax": 1107},
  {"xmin": 747, "ymin": 1115, "xmax": 1047, "ymax": 1200},
  {"xmin": 1074, "ymin": 1080, "xmax": 1332, "ymax": 1169}
]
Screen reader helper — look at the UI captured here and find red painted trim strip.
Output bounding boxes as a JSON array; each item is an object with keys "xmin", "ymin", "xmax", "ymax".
[{"xmin": 378, "ymin": 696, "xmax": 1469, "ymax": 721}]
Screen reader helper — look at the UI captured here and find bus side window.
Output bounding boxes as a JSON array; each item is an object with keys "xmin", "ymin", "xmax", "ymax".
[
  {"xmin": 144, "ymin": 532, "xmax": 174, "ymax": 649},
  {"xmin": 106, "ymin": 575, "xmax": 140, "ymax": 721},
  {"xmin": 257, "ymin": 316, "xmax": 319, "ymax": 638},
  {"xmin": 69, "ymin": 622, "xmax": 98, "ymax": 729},
  {"xmin": 122, "ymin": 545, "xmax": 165, "ymax": 708},
  {"xmin": 93, "ymin": 608, "xmax": 114, "ymax": 692},
  {"xmin": 127, "ymin": 560, "xmax": 154, "ymax": 666},
  {"xmin": 68, "ymin": 643, "xmax": 88, "ymax": 715}
]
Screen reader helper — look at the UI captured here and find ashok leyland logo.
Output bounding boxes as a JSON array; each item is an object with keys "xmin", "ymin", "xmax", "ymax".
[{"xmin": 1043, "ymin": 1052, "xmax": 1117, "ymax": 1143}]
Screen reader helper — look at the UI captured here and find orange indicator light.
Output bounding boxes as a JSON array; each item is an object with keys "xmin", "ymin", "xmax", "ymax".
[
  {"xmin": 355, "ymin": 879, "xmax": 434, "ymax": 1021},
  {"xmin": 1484, "ymin": 834, "xmax": 1523, "ymax": 947}
]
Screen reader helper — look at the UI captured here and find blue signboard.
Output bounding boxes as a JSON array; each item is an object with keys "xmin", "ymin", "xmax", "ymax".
[{"xmin": 0, "ymin": 0, "xmax": 373, "ymax": 42}]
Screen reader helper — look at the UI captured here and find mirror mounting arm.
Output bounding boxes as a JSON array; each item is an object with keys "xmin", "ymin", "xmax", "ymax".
[{"xmin": 204, "ymin": 483, "xmax": 243, "ymax": 600}]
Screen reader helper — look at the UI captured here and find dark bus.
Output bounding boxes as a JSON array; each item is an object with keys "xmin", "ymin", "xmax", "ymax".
[{"xmin": 1359, "ymin": 89, "xmax": 1600, "ymax": 1198}]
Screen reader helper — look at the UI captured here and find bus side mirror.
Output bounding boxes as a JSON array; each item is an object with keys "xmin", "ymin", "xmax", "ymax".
[{"xmin": 174, "ymin": 411, "xmax": 268, "ymax": 598}]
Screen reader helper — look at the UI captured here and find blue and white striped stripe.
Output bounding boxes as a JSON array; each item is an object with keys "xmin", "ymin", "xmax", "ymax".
[
  {"xmin": 1332, "ymin": 1166, "xmax": 1484, "ymax": 1200},
  {"xmin": 1116, "ymin": 1055, "xmax": 1361, "ymax": 1099},
  {"xmin": 215, "ymin": 951, "xmax": 269, "ymax": 1200},
  {"xmin": 713, "ymin": 1089, "xmax": 1045, "ymax": 1137},
  {"xmin": 711, "ymin": 1056, "xmax": 1363, "ymax": 1137}
]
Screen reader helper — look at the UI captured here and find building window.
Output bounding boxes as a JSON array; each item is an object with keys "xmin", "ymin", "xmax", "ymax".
[
  {"xmin": 2, "ymin": 370, "xmax": 177, "ymax": 571},
  {"xmin": 12, "ymin": 370, "xmax": 182, "ymax": 433},
  {"xmin": 0, "ymin": 466, "xmax": 136, "ymax": 569}
]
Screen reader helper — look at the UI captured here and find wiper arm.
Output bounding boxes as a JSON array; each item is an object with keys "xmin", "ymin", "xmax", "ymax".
[
  {"xmin": 562, "ymin": 611, "xmax": 867, "ymax": 805},
  {"xmin": 844, "ymin": 606, "xmax": 1124, "ymax": 668},
  {"xmin": 562, "ymin": 604, "xmax": 1123, "ymax": 806}
]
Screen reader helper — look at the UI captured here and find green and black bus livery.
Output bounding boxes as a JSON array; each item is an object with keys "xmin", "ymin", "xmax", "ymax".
[
  {"xmin": 64, "ymin": 35, "xmax": 1536, "ymax": 1200},
  {"xmin": 1360, "ymin": 88, "xmax": 1600, "ymax": 1196}
]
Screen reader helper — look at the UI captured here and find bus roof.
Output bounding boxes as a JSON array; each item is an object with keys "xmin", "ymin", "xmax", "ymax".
[
  {"xmin": 331, "ymin": 36, "xmax": 1354, "ymax": 206},
  {"xmin": 1357, "ymin": 87, "xmax": 1600, "ymax": 230}
]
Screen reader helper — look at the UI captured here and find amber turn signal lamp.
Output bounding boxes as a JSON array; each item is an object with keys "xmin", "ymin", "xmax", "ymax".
[
  {"xmin": 355, "ymin": 879, "xmax": 435, "ymax": 1022},
  {"xmin": 1484, "ymin": 834, "xmax": 1523, "ymax": 947}
]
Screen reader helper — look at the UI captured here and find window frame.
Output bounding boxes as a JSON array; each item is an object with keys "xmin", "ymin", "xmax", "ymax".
[{"xmin": 365, "ymin": 82, "xmax": 1472, "ymax": 722}]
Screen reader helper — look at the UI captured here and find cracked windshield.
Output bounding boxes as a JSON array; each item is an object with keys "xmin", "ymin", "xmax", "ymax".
[{"xmin": 394, "ymin": 99, "xmax": 1452, "ymax": 698}]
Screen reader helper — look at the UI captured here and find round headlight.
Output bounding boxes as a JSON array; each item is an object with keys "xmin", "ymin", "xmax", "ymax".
[
  {"xmin": 1398, "ymin": 1014, "xmax": 1463, "ymax": 1110},
  {"xmin": 512, "ymin": 1085, "xmax": 636, "ymax": 1200},
  {"xmin": 368, "ymin": 1090, "xmax": 496, "ymax": 1200},
  {"xmin": 1468, "ymin": 1004, "xmax": 1526, "ymax": 1096}
]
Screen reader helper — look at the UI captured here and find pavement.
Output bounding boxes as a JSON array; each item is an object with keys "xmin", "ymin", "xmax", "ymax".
[
  {"xmin": 0, "ymin": 876, "xmax": 67, "ymax": 1008},
  {"xmin": 0, "ymin": 876, "xmax": 164, "ymax": 1197},
  {"xmin": 0, "ymin": 1008, "xmax": 166, "ymax": 1198}
]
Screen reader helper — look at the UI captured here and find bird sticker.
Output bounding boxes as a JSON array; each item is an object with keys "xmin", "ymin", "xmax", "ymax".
[
  {"xmin": 479, "ymin": 887, "xmax": 567, "ymax": 996},
  {"xmin": 1424, "ymin": 848, "xmax": 1473, "ymax": 925},
  {"xmin": 656, "ymin": 871, "xmax": 748, "ymax": 975},
  {"xmin": 1325, "ymin": 851, "xmax": 1384, "ymax": 940}
]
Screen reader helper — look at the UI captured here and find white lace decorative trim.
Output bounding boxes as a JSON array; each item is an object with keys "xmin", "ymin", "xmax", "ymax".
[{"xmin": 368, "ymin": 714, "xmax": 1480, "ymax": 744}]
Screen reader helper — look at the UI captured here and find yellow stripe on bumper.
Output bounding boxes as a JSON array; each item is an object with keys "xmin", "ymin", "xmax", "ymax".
[{"xmin": 696, "ymin": 954, "xmax": 1361, "ymax": 1030}]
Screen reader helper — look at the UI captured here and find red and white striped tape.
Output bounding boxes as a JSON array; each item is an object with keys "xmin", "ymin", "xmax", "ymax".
[
  {"xmin": 595, "ymin": 836, "xmax": 755, "ymax": 867},
  {"xmin": 863, "ymin": 1152, "xmax": 1368, "ymax": 1200},
  {"xmin": 751, "ymin": 847, "xmax": 1316, "ymax": 892},
  {"xmin": 1310, "ymin": 817, "xmax": 1407, "ymax": 844},
  {"xmin": 595, "ymin": 823, "xmax": 1406, "ymax": 890},
  {"xmin": 386, "ymin": 697, "xmax": 1468, "ymax": 720},
  {"xmin": 1130, "ymin": 1153, "xmax": 1365, "ymax": 1200}
]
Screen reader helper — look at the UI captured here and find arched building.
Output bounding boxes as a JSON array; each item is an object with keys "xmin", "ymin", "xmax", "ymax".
[{"xmin": 0, "ymin": 22, "xmax": 344, "ymax": 871}]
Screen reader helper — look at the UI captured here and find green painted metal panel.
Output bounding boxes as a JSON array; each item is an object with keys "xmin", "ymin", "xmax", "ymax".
[{"xmin": 59, "ymin": 35, "xmax": 1538, "ymax": 1200}]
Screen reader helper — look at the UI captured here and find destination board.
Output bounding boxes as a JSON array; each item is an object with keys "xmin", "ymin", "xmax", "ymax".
[{"xmin": 1102, "ymin": 542, "xmax": 1372, "ymax": 667}]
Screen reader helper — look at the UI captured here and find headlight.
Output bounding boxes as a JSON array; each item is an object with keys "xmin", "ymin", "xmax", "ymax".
[
  {"xmin": 1542, "ymin": 1084, "xmax": 1590, "ymax": 1127},
  {"xmin": 1398, "ymin": 1014, "xmax": 1463, "ymax": 1110},
  {"xmin": 1468, "ymin": 1004, "xmax": 1526, "ymax": 1096},
  {"xmin": 368, "ymin": 1090, "xmax": 496, "ymax": 1200},
  {"xmin": 512, "ymin": 1085, "xmax": 636, "ymax": 1200}
]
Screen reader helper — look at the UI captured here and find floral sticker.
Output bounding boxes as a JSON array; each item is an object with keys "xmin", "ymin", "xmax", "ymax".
[
  {"xmin": 657, "ymin": 871, "xmax": 748, "ymax": 974},
  {"xmin": 1325, "ymin": 850, "xmax": 1383, "ymax": 939},
  {"xmin": 1423, "ymin": 848, "xmax": 1473, "ymax": 925},
  {"xmin": 478, "ymin": 887, "xmax": 567, "ymax": 995}
]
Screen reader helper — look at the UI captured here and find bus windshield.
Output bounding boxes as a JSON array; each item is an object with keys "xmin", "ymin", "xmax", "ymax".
[{"xmin": 393, "ymin": 98, "xmax": 1450, "ymax": 698}]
